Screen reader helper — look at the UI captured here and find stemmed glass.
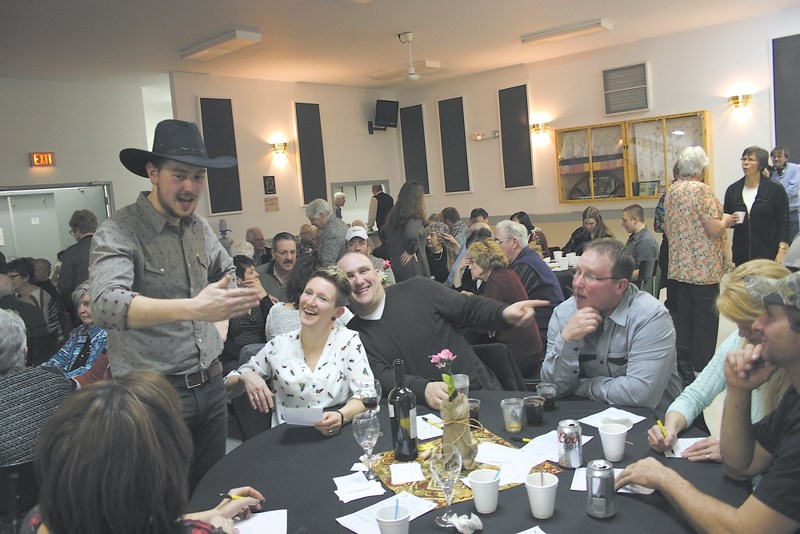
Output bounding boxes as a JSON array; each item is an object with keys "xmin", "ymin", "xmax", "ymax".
[
  {"xmin": 357, "ymin": 378, "xmax": 381, "ymax": 414},
  {"xmin": 429, "ymin": 444, "xmax": 462, "ymax": 527},
  {"xmin": 352, "ymin": 411, "xmax": 380, "ymax": 481}
]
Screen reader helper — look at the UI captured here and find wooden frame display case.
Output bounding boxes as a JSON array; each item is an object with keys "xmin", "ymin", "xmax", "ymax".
[
  {"xmin": 627, "ymin": 111, "xmax": 710, "ymax": 199},
  {"xmin": 555, "ymin": 110, "xmax": 710, "ymax": 203},
  {"xmin": 556, "ymin": 123, "xmax": 626, "ymax": 202}
]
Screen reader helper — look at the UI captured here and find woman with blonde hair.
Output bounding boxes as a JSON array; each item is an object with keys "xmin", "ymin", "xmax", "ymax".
[
  {"xmin": 647, "ymin": 259, "xmax": 791, "ymax": 462},
  {"xmin": 562, "ymin": 206, "xmax": 614, "ymax": 255},
  {"xmin": 464, "ymin": 239, "xmax": 543, "ymax": 377}
]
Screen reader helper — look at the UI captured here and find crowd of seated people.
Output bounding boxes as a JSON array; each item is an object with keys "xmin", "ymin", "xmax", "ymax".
[{"xmin": 9, "ymin": 142, "xmax": 800, "ymax": 534}]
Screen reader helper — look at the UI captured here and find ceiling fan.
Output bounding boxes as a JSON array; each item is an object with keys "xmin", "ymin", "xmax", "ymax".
[
  {"xmin": 368, "ymin": 32, "xmax": 440, "ymax": 82},
  {"xmin": 398, "ymin": 32, "xmax": 420, "ymax": 81}
]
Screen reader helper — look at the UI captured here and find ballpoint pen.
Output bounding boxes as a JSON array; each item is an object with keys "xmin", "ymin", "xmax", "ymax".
[
  {"xmin": 422, "ymin": 416, "xmax": 443, "ymax": 429},
  {"xmin": 219, "ymin": 493, "xmax": 246, "ymax": 500},
  {"xmin": 510, "ymin": 437, "xmax": 531, "ymax": 443}
]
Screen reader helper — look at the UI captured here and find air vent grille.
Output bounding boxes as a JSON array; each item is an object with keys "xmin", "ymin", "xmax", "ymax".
[{"xmin": 603, "ymin": 63, "xmax": 649, "ymax": 115}]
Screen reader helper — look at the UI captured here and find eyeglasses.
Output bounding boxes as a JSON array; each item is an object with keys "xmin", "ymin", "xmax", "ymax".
[
  {"xmin": 274, "ymin": 250, "xmax": 297, "ymax": 257},
  {"xmin": 740, "ymin": 157, "xmax": 758, "ymax": 163},
  {"xmin": 7, "ymin": 273, "xmax": 19, "ymax": 279},
  {"xmin": 573, "ymin": 269, "xmax": 617, "ymax": 283},
  {"xmin": 495, "ymin": 238, "xmax": 513, "ymax": 244}
]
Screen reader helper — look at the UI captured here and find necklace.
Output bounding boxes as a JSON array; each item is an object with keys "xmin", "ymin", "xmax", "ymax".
[{"xmin": 432, "ymin": 249, "xmax": 443, "ymax": 260}]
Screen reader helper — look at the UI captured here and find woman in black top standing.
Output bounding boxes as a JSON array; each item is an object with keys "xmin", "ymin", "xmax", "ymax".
[{"xmin": 723, "ymin": 146, "xmax": 790, "ymax": 266}]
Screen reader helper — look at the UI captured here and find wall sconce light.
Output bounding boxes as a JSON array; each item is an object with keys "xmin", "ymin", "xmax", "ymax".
[
  {"xmin": 531, "ymin": 123, "xmax": 549, "ymax": 134},
  {"xmin": 728, "ymin": 94, "xmax": 752, "ymax": 108},
  {"xmin": 271, "ymin": 142, "xmax": 288, "ymax": 155}
]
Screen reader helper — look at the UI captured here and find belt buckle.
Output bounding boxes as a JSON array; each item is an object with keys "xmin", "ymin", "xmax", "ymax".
[{"xmin": 184, "ymin": 370, "xmax": 206, "ymax": 389}]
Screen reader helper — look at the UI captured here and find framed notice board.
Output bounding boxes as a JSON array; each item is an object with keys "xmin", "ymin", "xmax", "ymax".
[
  {"xmin": 438, "ymin": 97, "xmax": 470, "ymax": 193},
  {"xmin": 498, "ymin": 84, "xmax": 534, "ymax": 188},
  {"xmin": 400, "ymin": 104, "xmax": 430, "ymax": 193},
  {"xmin": 199, "ymin": 98, "xmax": 242, "ymax": 214},
  {"xmin": 295, "ymin": 102, "xmax": 328, "ymax": 205}
]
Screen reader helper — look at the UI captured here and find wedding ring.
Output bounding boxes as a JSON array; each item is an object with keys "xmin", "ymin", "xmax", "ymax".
[
  {"xmin": 329, "ymin": 429, "xmax": 334, "ymax": 435},
  {"xmin": 707, "ymin": 454, "xmax": 710, "ymax": 460}
]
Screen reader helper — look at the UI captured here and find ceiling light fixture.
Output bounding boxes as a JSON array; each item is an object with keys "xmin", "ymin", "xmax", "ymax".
[
  {"xmin": 180, "ymin": 29, "xmax": 261, "ymax": 61},
  {"xmin": 520, "ymin": 18, "xmax": 612, "ymax": 45}
]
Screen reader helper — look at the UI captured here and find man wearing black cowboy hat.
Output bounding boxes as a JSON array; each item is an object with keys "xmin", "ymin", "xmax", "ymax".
[{"xmin": 89, "ymin": 119, "xmax": 260, "ymax": 490}]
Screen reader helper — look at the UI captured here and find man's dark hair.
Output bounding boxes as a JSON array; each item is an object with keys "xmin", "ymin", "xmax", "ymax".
[
  {"xmin": 272, "ymin": 232, "xmax": 296, "ymax": 250},
  {"xmin": 69, "ymin": 209, "xmax": 98, "ymax": 234},
  {"xmin": 772, "ymin": 146, "xmax": 790, "ymax": 159},
  {"xmin": 583, "ymin": 238, "xmax": 636, "ymax": 281},
  {"xmin": 470, "ymin": 208, "xmax": 489, "ymax": 220},
  {"xmin": 623, "ymin": 204, "xmax": 645, "ymax": 224},
  {"xmin": 441, "ymin": 207, "xmax": 460, "ymax": 223}
]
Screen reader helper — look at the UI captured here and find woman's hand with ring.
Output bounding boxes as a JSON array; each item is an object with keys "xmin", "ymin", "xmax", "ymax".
[
  {"xmin": 315, "ymin": 411, "xmax": 342, "ymax": 437},
  {"xmin": 681, "ymin": 436, "xmax": 721, "ymax": 462},
  {"xmin": 241, "ymin": 372, "xmax": 274, "ymax": 413}
]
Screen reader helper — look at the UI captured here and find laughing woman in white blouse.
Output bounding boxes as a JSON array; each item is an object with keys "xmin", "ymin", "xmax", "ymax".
[{"xmin": 225, "ymin": 265, "xmax": 372, "ymax": 436}]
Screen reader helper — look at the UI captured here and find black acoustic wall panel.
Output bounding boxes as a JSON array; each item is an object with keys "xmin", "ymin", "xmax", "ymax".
[
  {"xmin": 773, "ymin": 33, "xmax": 800, "ymax": 155},
  {"xmin": 438, "ymin": 97, "xmax": 470, "ymax": 193},
  {"xmin": 295, "ymin": 102, "xmax": 328, "ymax": 205},
  {"xmin": 498, "ymin": 85, "xmax": 534, "ymax": 188},
  {"xmin": 199, "ymin": 98, "xmax": 242, "ymax": 214},
  {"xmin": 400, "ymin": 104, "xmax": 430, "ymax": 193}
]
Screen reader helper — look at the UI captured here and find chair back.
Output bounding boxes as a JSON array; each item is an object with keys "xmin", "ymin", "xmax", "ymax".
[
  {"xmin": 0, "ymin": 461, "xmax": 38, "ymax": 532},
  {"xmin": 633, "ymin": 259, "xmax": 657, "ymax": 291},
  {"xmin": 471, "ymin": 343, "xmax": 527, "ymax": 391},
  {"xmin": 229, "ymin": 343, "xmax": 272, "ymax": 441}
]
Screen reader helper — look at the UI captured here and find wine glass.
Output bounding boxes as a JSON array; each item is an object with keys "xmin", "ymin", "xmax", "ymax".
[
  {"xmin": 429, "ymin": 444, "xmax": 462, "ymax": 527},
  {"xmin": 357, "ymin": 378, "xmax": 381, "ymax": 414},
  {"xmin": 352, "ymin": 411, "xmax": 380, "ymax": 481}
]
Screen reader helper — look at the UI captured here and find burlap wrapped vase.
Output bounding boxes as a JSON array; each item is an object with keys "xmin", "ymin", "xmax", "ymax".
[{"xmin": 440, "ymin": 391, "xmax": 478, "ymax": 470}]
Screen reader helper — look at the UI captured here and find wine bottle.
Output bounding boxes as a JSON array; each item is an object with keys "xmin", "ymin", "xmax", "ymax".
[{"xmin": 388, "ymin": 359, "xmax": 418, "ymax": 461}]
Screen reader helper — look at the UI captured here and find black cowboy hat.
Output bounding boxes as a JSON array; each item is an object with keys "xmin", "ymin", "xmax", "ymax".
[{"xmin": 119, "ymin": 119, "xmax": 237, "ymax": 177}]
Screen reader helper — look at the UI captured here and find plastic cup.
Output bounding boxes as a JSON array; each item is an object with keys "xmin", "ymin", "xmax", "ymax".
[
  {"xmin": 500, "ymin": 398, "xmax": 524, "ymax": 433},
  {"xmin": 525, "ymin": 472, "xmax": 559, "ymax": 519},
  {"xmin": 536, "ymin": 383, "xmax": 557, "ymax": 411},
  {"xmin": 552, "ymin": 250, "xmax": 563, "ymax": 261},
  {"xmin": 467, "ymin": 469, "xmax": 501, "ymax": 514},
  {"xmin": 453, "ymin": 374, "xmax": 470, "ymax": 397},
  {"xmin": 375, "ymin": 505, "xmax": 410, "ymax": 534},
  {"xmin": 734, "ymin": 211, "xmax": 746, "ymax": 225},
  {"xmin": 557, "ymin": 258, "xmax": 569, "ymax": 270},
  {"xmin": 468, "ymin": 398, "xmax": 481, "ymax": 422},
  {"xmin": 523, "ymin": 396, "xmax": 545, "ymax": 425},
  {"xmin": 599, "ymin": 423, "xmax": 628, "ymax": 462}
]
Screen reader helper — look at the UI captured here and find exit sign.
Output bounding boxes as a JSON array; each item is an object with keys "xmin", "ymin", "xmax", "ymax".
[{"xmin": 29, "ymin": 152, "xmax": 55, "ymax": 167}]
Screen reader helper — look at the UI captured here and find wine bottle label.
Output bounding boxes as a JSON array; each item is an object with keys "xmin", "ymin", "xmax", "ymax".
[
  {"xmin": 388, "ymin": 403, "xmax": 395, "ymax": 417},
  {"xmin": 409, "ymin": 407, "xmax": 418, "ymax": 439}
]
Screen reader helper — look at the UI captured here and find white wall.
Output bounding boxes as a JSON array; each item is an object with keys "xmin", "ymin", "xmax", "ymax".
[
  {"xmin": 2, "ymin": 9, "xmax": 799, "ymax": 251},
  {"xmin": 0, "ymin": 77, "xmax": 150, "ymax": 208},
  {"xmin": 171, "ymin": 73, "xmax": 401, "ymax": 242}
]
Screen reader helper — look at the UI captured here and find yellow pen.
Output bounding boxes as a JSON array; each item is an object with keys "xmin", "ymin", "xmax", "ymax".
[
  {"xmin": 219, "ymin": 493, "xmax": 246, "ymax": 500},
  {"xmin": 652, "ymin": 409, "xmax": 668, "ymax": 438}
]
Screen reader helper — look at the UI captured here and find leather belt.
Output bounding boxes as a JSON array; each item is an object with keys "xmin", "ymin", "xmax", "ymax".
[{"xmin": 166, "ymin": 359, "xmax": 222, "ymax": 389}]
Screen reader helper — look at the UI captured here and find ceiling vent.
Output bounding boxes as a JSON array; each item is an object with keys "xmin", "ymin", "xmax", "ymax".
[{"xmin": 602, "ymin": 63, "xmax": 649, "ymax": 115}]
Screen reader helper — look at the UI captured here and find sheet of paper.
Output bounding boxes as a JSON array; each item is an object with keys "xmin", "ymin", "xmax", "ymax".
[
  {"xmin": 569, "ymin": 468, "xmax": 654, "ymax": 494},
  {"xmin": 578, "ymin": 407, "xmax": 646, "ymax": 429},
  {"xmin": 475, "ymin": 442, "xmax": 528, "ymax": 466},
  {"xmin": 281, "ymin": 405, "xmax": 323, "ymax": 426},
  {"xmin": 520, "ymin": 430, "xmax": 593, "ymax": 462},
  {"xmin": 334, "ymin": 482, "xmax": 386, "ymax": 503},
  {"xmin": 390, "ymin": 462, "xmax": 425, "ymax": 484},
  {"xmin": 336, "ymin": 491, "xmax": 437, "ymax": 534},
  {"xmin": 335, "ymin": 472, "xmax": 373, "ymax": 492},
  {"xmin": 417, "ymin": 414, "xmax": 444, "ymax": 440},
  {"xmin": 517, "ymin": 526, "xmax": 548, "ymax": 534},
  {"xmin": 351, "ymin": 462, "xmax": 368, "ymax": 472},
  {"xmin": 236, "ymin": 510, "xmax": 287, "ymax": 534},
  {"xmin": 665, "ymin": 437, "xmax": 705, "ymax": 458}
]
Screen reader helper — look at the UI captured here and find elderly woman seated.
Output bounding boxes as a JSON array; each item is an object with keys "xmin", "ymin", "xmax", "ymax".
[
  {"xmin": 1, "ymin": 309, "xmax": 73, "ymax": 470},
  {"xmin": 463, "ymin": 239, "xmax": 544, "ymax": 377},
  {"xmin": 23, "ymin": 371, "xmax": 263, "ymax": 534},
  {"xmin": 40, "ymin": 282, "xmax": 107, "ymax": 382},
  {"xmin": 225, "ymin": 266, "xmax": 373, "ymax": 436}
]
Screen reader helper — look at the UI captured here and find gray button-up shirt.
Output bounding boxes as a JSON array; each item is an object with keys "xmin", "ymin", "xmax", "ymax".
[
  {"xmin": 541, "ymin": 284, "xmax": 682, "ymax": 413},
  {"xmin": 89, "ymin": 192, "xmax": 235, "ymax": 376}
]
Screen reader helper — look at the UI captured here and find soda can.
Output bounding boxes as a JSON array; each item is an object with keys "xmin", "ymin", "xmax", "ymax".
[
  {"xmin": 586, "ymin": 459, "xmax": 617, "ymax": 518},
  {"xmin": 557, "ymin": 419, "xmax": 582, "ymax": 468}
]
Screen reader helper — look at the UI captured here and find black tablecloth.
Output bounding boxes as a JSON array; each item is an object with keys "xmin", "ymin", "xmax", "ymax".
[{"xmin": 190, "ymin": 391, "xmax": 749, "ymax": 533}]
